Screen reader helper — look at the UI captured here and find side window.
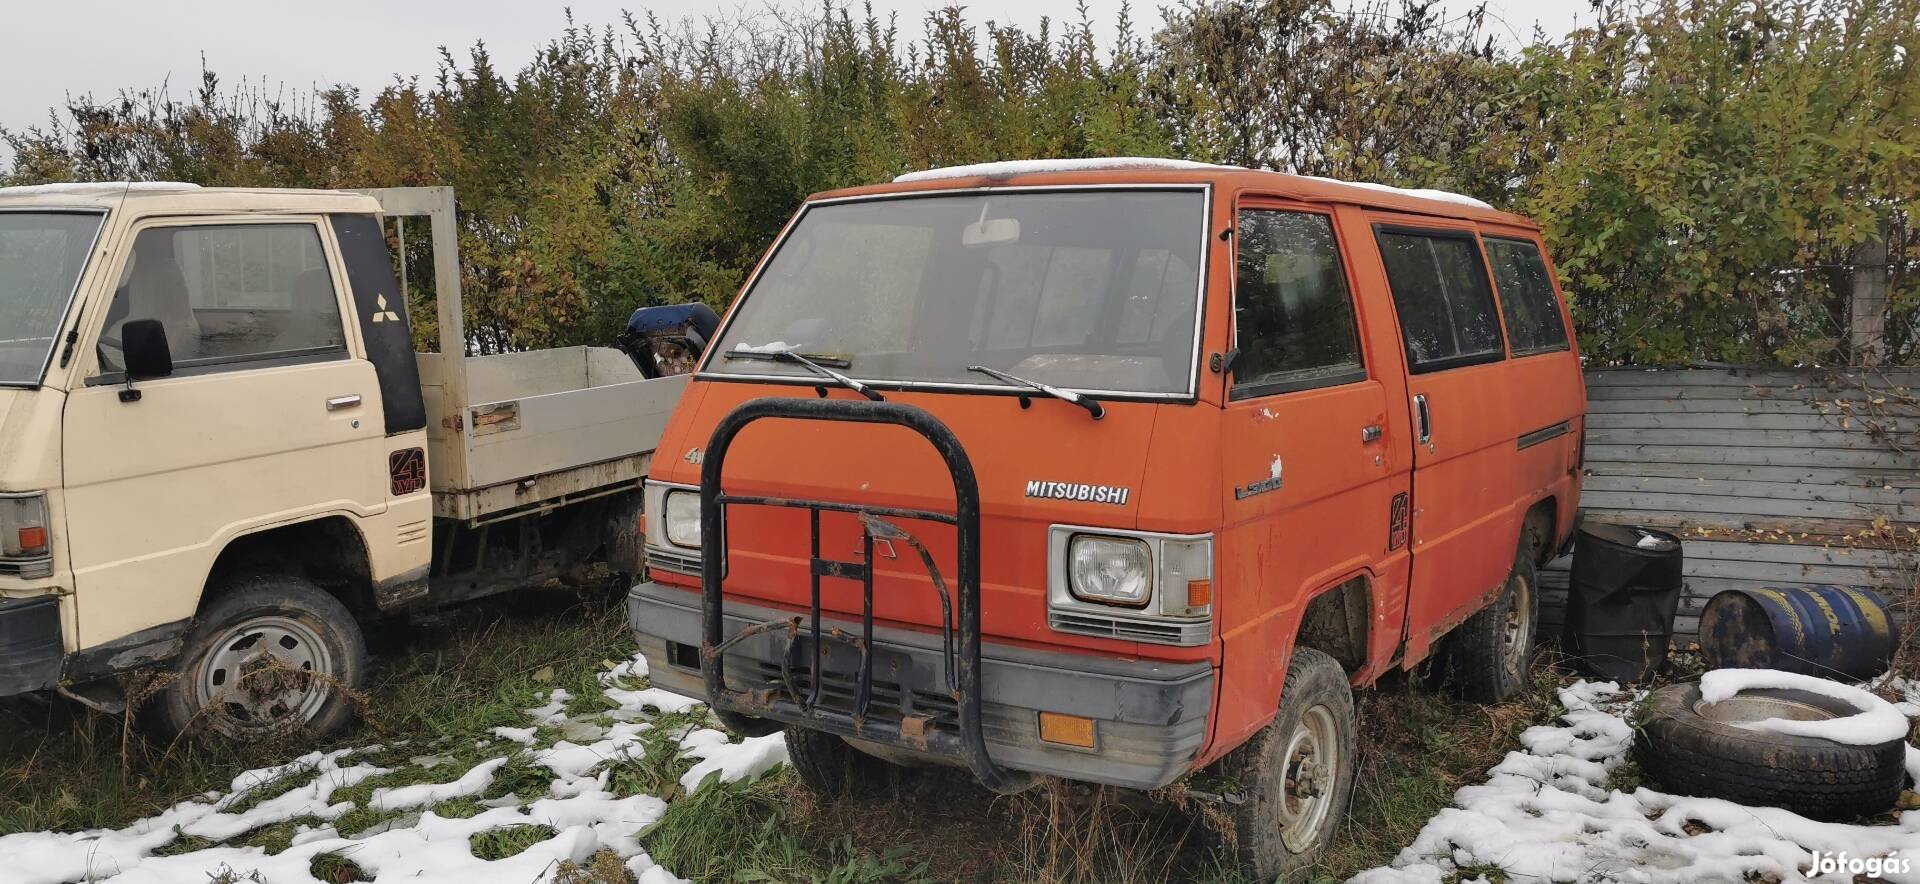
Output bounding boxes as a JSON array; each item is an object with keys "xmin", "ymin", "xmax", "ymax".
[
  {"xmin": 1231, "ymin": 210, "xmax": 1365, "ymax": 396},
  {"xmin": 1374, "ymin": 229, "xmax": 1503, "ymax": 372},
  {"xmin": 1484, "ymin": 237, "xmax": 1570, "ymax": 355},
  {"xmin": 99, "ymin": 224, "xmax": 345, "ymax": 375}
]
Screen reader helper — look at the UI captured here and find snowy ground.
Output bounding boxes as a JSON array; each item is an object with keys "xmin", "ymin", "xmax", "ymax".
[
  {"xmin": 1352, "ymin": 677, "xmax": 1920, "ymax": 884},
  {"xmin": 0, "ymin": 654, "xmax": 788, "ymax": 884}
]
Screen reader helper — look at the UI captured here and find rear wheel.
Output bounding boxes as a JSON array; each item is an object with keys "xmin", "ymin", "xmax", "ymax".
[
  {"xmin": 146, "ymin": 574, "xmax": 366, "ymax": 743},
  {"xmin": 1214, "ymin": 647, "xmax": 1357, "ymax": 880},
  {"xmin": 1443, "ymin": 545, "xmax": 1538, "ymax": 703}
]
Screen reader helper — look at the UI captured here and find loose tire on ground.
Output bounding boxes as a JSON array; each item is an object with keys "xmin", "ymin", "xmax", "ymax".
[
  {"xmin": 1634, "ymin": 683, "xmax": 1907, "ymax": 820},
  {"xmin": 784, "ymin": 727, "xmax": 909, "ymax": 795},
  {"xmin": 146, "ymin": 574, "xmax": 367, "ymax": 743},
  {"xmin": 1443, "ymin": 546, "xmax": 1539, "ymax": 703},
  {"xmin": 1213, "ymin": 647, "xmax": 1357, "ymax": 880}
]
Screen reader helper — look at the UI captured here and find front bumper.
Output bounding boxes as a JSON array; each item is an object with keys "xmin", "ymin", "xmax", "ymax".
[
  {"xmin": 0, "ymin": 595, "xmax": 63, "ymax": 696},
  {"xmin": 628, "ymin": 581, "xmax": 1214, "ymax": 790}
]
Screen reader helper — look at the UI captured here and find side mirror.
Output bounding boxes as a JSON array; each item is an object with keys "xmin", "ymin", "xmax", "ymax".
[
  {"xmin": 118, "ymin": 319, "xmax": 173, "ymax": 402},
  {"xmin": 122, "ymin": 319, "xmax": 174, "ymax": 379}
]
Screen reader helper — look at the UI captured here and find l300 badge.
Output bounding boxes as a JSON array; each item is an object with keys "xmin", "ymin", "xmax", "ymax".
[{"xmin": 1025, "ymin": 480, "xmax": 1131, "ymax": 505}]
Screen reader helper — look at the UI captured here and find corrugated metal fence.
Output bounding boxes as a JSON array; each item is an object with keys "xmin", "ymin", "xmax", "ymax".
[{"xmin": 1541, "ymin": 367, "xmax": 1919, "ymax": 642}]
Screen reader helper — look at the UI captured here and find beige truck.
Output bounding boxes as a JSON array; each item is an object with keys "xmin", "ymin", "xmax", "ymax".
[{"xmin": 0, "ymin": 184, "xmax": 684, "ymax": 739}]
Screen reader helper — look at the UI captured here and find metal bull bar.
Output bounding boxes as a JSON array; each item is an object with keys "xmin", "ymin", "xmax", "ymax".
[{"xmin": 697, "ymin": 397, "xmax": 1033, "ymax": 794}]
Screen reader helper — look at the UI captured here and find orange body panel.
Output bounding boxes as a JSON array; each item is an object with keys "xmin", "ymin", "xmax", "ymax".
[{"xmin": 646, "ymin": 165, "xmax": 1585, "ymax": 773}]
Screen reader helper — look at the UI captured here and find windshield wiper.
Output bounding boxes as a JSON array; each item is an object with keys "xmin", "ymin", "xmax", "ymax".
[
  {"xmin": 725, "ymin": 348, "xmax": 883, "ymax": 401},
  {"xmin": 966, "ymin": 365, "xmax": 1104, "ymax": 420}
]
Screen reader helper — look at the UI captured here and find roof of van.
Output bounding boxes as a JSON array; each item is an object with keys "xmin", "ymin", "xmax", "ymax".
[
  {"xmin": 0, "ymin": 181, "xmax": 382, "ymax": 213},
  {"xmin": 815, "ymin": 157, "xmax": 1534, "ymax": 227}
]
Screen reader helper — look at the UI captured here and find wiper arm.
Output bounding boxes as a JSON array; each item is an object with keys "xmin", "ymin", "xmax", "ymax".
[
  {"xmin": 726, "ymin": 347, "xmax": 883, "ymax": 401},
  {"xmin": 966, "ymin": 365, "xmax": 1104, "ymax": 420}
]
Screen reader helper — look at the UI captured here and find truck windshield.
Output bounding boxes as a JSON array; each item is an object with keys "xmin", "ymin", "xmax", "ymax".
[
  {"xmin": 707, "ymin": 189, "xmax": 1208, "ymax": 396},
  {"xmin": 0, "ymin": 211, "xmax": 104, "ymax": 386}
]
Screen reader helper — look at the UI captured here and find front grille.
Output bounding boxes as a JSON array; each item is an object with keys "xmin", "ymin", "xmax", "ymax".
[
  {"xmin": 1050, "ymin": 609, "xmax": 1209, "ymax": 646},
  {"xmin": 740, "ymin": 657, "xmax": 964, "ymax": 726},
  {"xmin": 0, "ymin": 556, "xmax": 53, "ymax": 579},
  {"xmin": 645, "ymin": 543, "xmax": 701, "ymax": 576}
]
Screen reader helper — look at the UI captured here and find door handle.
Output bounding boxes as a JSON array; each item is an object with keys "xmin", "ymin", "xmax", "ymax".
[
  {"xmin": 1413, "ymin": 394, "xmax": 1432, "ymax": 444},
  {"xmin": 1361, "ymin": 424, "xmax": 1383, "ymax": 443},
  {"xmin": 326, "ymin": 394, "xmax": 363, "ymax": 411}
]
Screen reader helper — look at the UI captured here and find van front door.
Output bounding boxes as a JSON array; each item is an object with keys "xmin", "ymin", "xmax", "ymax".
[
  {"xmin": 1367, "ymin": 218, "xmax": 1516, "ymax": 662},
  {"xmin": 62, "ymin": 218, "xmax": 387, "ymax": 650},
  {"xmin": 1214, "ymin": 202, "xmax": 1410, "ymax": 743}
]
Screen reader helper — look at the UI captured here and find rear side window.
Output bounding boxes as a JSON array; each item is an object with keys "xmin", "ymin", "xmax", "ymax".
[
  {"xmin": 1375, "ymin": 230, "xmax": 1503, "ymax": 372},
  {"xmin": 1484, "ymin": 238, "xmax": 1569, "ymax": 355},
  {"xmin": 1231, "ymin": 210, "xmax": 1364, "ymax": 396}
]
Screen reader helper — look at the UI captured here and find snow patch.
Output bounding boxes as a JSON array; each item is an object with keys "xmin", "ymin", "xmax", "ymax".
[
  {"xmin": 0, "ymin": 650, "xmax": 784, "ymax": 884},
  {"xmin": 894, "ymin": 157, "xmax": 1240, "ymax": 182},
  {"xmin": 1700, "ymin": 668, "xmax": 1910, "ymax": 746},
  {"xmin": 1352, "ymin": 679, "xmax": 1920, "ymax": 884}
]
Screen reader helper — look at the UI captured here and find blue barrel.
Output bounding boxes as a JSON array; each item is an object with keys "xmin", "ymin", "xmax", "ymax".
[{"xmin": 1698, "ymin": 585, "xmax": 1897, "ymax": 680}]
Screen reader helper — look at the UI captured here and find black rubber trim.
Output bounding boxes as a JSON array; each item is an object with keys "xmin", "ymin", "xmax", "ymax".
[
  {"xmin": 332, "ymin": 213, "xmax": 427, "ymax": 435},
  {"xmin": 1517, "ymin": 419, "xmax": 1571, "ymax": 450},
  {"xmin": 61, "ymin": 617, "xmax": 189, "ymax": 683},
  {"xmin": 0, "ymin": 596, "xmax": 63, "ymax": 696}
]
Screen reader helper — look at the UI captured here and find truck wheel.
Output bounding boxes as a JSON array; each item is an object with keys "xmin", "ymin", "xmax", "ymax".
[
  {"xmin": 147, "ymin": 575, "xmax": 367, "ymax": 743},
  {"xmin": 1215, "ymin": 647, "xmax": 1356, "ymax": 880},
  {"xmin": 1443, "ymin": 546, "xmax": 1538, "ymax": 703},
  {"xmin": 784, "ymin": 727, "xmax": 903, "ymax": 795},
  {"xmin": 1635, "ymin": 683, "xmax": 1907, "ymax": 820}
]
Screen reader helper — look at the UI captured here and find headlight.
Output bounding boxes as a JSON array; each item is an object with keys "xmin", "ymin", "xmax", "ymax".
[
  {"xmin": 662, "ymin": 490, "xmax": 702, "ymax": 549},
  {"xmin": 1068, "ymin": 535, "xmax": 1152, "ymax": 607}
]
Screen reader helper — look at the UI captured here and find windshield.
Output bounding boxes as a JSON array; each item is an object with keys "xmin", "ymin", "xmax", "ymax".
[
  {"xmin": 0, "ymin": 211, "xmax": 104, "ymax": 386},
  {"xmin": 708, "ymin": 189, "xmax": 1208, "ymax": 395}
]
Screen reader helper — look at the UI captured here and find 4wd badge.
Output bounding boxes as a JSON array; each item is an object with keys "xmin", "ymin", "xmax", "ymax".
[{"xmin": 1024, "ymin": 480, "xmax": 1130, "ymax": 505}]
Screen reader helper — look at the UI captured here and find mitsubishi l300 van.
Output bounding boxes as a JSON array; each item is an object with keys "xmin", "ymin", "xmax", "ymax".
[{"xmin": 626, "ymin": 158, "xmax": 1584, "ymax": 877}]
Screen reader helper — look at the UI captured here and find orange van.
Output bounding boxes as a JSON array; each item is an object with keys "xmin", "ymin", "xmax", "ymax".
[{"xmin": 626, "ymin": 158, "xmax": 1584, "ymax": 876}]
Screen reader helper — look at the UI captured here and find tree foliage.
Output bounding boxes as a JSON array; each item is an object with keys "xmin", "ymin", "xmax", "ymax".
[{"xmin": 5, "ymin": 0, "xmax": 1915, "ymax": 365}]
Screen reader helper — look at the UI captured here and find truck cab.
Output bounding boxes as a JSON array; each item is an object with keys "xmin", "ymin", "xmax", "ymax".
[
  {"xmin": 0, "ymin": 184, "xmax": 680, "ymax": 739},
  {"xmin": 625, "ymin": 159, "xmax": 1585, "ymax": 877}
]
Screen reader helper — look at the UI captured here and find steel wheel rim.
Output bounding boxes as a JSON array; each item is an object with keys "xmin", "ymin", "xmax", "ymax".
[
  {"xmin": 1278, "ymin": 704, "xmax": 1338, "ymax": 853},
  {"xmin": 1500, "ymin": 570, "xmax": 1534, "ymax": 677},
  {"xmin": 1696, "ymin": 694, "xmax": 1838, "ymax": 729},
  {"xmin": 196, "ymin": 615, "xmax": 334, "ymax": 733}
]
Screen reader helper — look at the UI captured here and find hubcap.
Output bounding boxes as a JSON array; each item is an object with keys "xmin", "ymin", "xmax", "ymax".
[
  {"xmin": 196, "ymin": 615, "xmax": 334, "ymax": 734},
  {"xmin": 1279, "ymin": 705, "xmax": 1339, "ymax": 853},
  {"xmin": 1500, "ymin": 571, "xmax": 1534, "ymax": 677}
]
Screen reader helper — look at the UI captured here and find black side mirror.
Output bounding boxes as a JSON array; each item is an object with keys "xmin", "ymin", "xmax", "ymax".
[{"xmin": 119, "ymin": 319, "xmax": 173, "ymax": 402}]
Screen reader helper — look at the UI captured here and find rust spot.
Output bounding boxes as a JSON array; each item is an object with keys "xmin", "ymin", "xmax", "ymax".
[{"xmin": 900, "ymin": 715, "xmax": 933, "ymax": 749}]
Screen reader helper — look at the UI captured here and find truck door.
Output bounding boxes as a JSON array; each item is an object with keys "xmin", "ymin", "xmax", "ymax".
[
  {"xmin": 61, "ymin": 218, "xmax": 387, "ymax": 650},
  {"xmin": 1216, "ymin": 200, "xmax": 1410, "ymax": 729},
  {"xmin": 1365, "ymin": 217, "xmax": 1517, "ymax": 661}
]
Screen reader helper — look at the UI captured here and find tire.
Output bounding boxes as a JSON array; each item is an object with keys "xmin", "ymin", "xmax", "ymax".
[
  {"xmin": 146, "ymin": 574, "xmax": 367, "ymax": 743},
  {"xmin": 1635, "ymin": 683, "xmax": 1907, "ymax": 820},
  {"xmin": 1443, "ymin": 546, "xmax": 1539, "ymax": 703},
  {"xmin": 1214, "ymin": 647, "xmax": 1357, "ymax": 881},
  {"xmin": 784, "ymin": 727, "xmax": 903, "ymax": 795}
]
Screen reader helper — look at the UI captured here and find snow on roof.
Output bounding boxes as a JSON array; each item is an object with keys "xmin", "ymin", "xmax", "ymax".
[
  {"xmin": 0, "ymin": 181, "xmax": 202, "ymax": 197},
  {"xmin": 1299, "ymin": 175, "xmax": 1493, "ymax": 210},
  {"xmin": 893, "ymin": 157, "xmax": 1240, "ymax": 183},
  {"xmin": 891, "ymin": 158, "xmax": 1495, "ymax": 210}
]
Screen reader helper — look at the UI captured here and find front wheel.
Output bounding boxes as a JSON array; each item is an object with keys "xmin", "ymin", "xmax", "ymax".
[
  {"xmin": 146, "ymin": 574, "xmax": 367, "ymax": 743},
  {"xmin": 1213, "ymin": 647, "xmax": 1357, "ymax": 880}
]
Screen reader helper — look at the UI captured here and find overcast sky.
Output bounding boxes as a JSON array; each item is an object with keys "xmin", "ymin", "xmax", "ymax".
[{"xmin": 0, "ymin": 0, "xmax": 1595, "ymax": 138}]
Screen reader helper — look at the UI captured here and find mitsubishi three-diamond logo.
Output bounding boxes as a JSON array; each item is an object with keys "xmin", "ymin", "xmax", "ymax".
[{"xmin": 371, "ymin": 294, "xmax": 401, "ymax": 323}]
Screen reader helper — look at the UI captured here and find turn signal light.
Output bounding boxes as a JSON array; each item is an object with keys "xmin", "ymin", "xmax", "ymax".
[
  {"xmin": 1187, "ymin": 579, "xmax": 1212, "ymax": 608},
  {"xmin": 17, "ymin": 527, "xmax": 46, "ymax": 554},
  {"xmin": 1038, "ymin": 711, "xmax": 1096, "ymax": 749}
]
